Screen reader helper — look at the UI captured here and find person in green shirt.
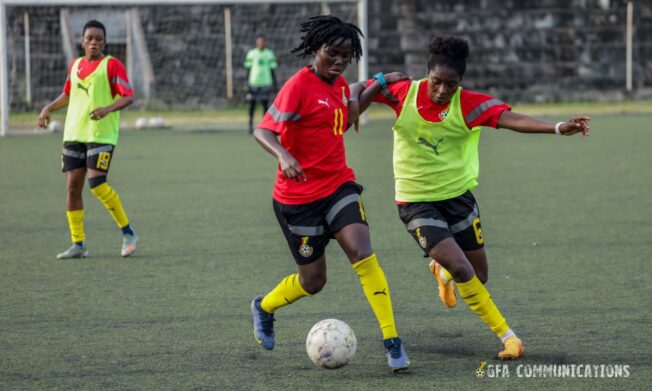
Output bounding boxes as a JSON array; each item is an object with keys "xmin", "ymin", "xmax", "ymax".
[
  {"xmin": 37, "ymin": 20, "xmax": 137, "ymax": 259},
  {"xmin": 244, "ymin": 35, "xmax": 278, "ymax": 134},
  {"xmin": 350, "ymin": 35, "xmax": 590, "ymax": 360}
]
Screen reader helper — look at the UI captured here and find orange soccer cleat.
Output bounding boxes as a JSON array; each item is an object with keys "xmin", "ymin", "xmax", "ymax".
[
  {"xmin": 498, "ymin": 336, "xmax": 524, "ymax": 360},
  {"xmin": 428, "ymin": 259, "xmax": 457, "ymax": 308}
]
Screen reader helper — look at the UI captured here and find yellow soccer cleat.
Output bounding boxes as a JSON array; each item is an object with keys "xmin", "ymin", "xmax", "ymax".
[
  {"xmin": 428, "ymin": 259, "xmax": 457, "ymax": 308},
  {"xmin": 498, "ymin": 336, "xmax": 524, "ymax": 360}
]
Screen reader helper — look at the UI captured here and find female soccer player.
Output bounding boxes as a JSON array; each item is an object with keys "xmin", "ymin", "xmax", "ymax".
[
  {"xmin": 38, "ymin": 20, "xmax": 137, "ymax": 259},
  {"xmin": 250, "ymin": 15, "xmax": 409, "ymax": 372},
  {"xmin": 351, "ymin": 35, "xmax": 590, "ymax": 359}
]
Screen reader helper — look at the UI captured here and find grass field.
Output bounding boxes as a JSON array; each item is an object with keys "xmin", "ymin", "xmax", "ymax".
[{"xmin": 1, "ymin": 112, "xmax": 651, "ymax": 390}]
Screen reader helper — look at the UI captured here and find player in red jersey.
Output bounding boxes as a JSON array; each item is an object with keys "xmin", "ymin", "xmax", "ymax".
[
  {"xmin": 250, "ymin": 15, "xmax": 409, "ymax": 372},
  {"xmin": 350, "ymin": 35, "xmax": 590, "ymax": 360}
]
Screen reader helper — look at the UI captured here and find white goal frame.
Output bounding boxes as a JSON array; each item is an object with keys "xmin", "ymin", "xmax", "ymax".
[{"xmin": 0, "ymin": 0, "xmax": 368, "ymax": 136}]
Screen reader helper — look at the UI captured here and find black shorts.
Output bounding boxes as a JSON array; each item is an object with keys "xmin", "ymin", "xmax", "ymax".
[
  {"xmin": 273, "ymin": 182, "xmax": 368, "ymax": 265},
  {"xmin": 61, "ymin": 142, "xmax": 115, "ymax": 173},
  {"xmin": 248, "ymin": 86, "xmax": 274, "ymax": 102},
  {"xmin": 397, "ymin": 190, "xmax": 484, "ymax": 255}
]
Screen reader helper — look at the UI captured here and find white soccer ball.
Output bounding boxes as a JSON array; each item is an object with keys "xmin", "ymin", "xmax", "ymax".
[
  {"xmin": 306, "ymin": 319, "xmax": 357, "ymax": 369},
  {"xmin": 48, "ymin": 120, "xmax": 62, "ymax": 133},
  {"xmin": 148, "ymin": 117, "xmax": 165, "ymax": 128},
  {"xmin": 135, "ymin": 117, "xmax": 148, "ymax": 129}
]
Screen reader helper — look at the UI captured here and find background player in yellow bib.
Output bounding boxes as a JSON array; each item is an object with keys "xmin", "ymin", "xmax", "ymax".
[
  {"xmin": 350, "ymin": 35, "xmax": 590, "ymax": 359},
  {"xmin": 38, "ymin": 20, "xmax": 136, "ymax": 259}
]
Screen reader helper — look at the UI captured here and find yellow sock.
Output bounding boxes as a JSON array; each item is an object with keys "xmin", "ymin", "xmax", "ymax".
[
  {"xmin": 457, "ymin": 275, "xmax": 510, "ymax": 337},
  {"xmin": 90, "ymin": 182, "xmax": 129, "ymax": 229},
  {"xmin": 352, "ymin": 253, "xmax": 398, "ymax": 340},
  {"xmin": 66, "ymin": 209, "xmax": 85, "ymax": 243},
  {"xmin": 261, "ymin": 273, "xmax": 311, "ymax": 313}
]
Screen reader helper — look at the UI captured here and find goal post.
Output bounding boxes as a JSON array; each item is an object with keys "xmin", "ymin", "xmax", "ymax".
[{"xmin": 0, "ymin": 0, "xmax": 368, "ymax": 137}]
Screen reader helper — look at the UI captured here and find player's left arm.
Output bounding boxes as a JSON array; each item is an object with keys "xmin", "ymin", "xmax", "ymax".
[
  {"xmin": 270, "ymin": 51, "xmax": 278, "ymax": 90},
  {"xmin": 498, "ymin": 110, "xmax": 591, "ymax": 137},
  {"xmin": 349, "ymin": 72, "xmax": 410, "ymax": 131},
  {"xmin": 90, "ymin": 96, "xmax": 133, "ymax": 121},
  {"xmin": 90, "ymin": 59, "xmax": 134, "ymax": 121},
  {"xmin": 354, "ymin": 72, "xmax": 409, "ymax": 113},
  {"xmin": 271, "ymin": 70, "xmax": 278, "ymax": 91}
]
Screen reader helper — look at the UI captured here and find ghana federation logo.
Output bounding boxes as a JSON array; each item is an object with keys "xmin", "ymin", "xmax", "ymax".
[
  {"xmin": 416, "ymin": 227, "xmax": 427, "ymax": 249},
  {"xmin": 341, "ymin": 86, "xmax": 348, "ymax": 105},
  {"xmin": 476, "ymin": 361, "xmax": 488, "ymax": 379},
  {"xmin": 299, "ymin": 236, "xmax": 313, "ymax": 258}
]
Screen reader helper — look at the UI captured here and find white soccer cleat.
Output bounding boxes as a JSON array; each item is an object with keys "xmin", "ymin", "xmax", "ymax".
[
  {"xmin": 56, "ymin": 244, "xmax": 89, "ymax": 259},
  {"xmin": 121, "ymin": 232, "xmax": 138, "ymax": 257}
]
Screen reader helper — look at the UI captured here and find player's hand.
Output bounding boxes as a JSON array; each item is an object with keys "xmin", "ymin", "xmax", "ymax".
[
  {"xmin": 279, "ymin": 151, "xmax": 307, "ymax": 183},
  {"xmin": 348, "ymin": 101, "xmax": 360, "ymax": 133},
  {"xmin": 89, "ymin": 107, "xmax": 110, "ymax": 121},
  {"xmin": 37, "ymin": 108, "xmax": 51, "ymax": 129},
  {"xmin": 560, "ymin": 116, "xmax": 591, "ymax": 137}
]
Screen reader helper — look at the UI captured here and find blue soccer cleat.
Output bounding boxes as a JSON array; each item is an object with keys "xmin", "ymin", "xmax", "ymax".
[
  {"xmin": 384, "ymin": 337, "xmax": 410, "ymax": 372},
  {"xmin": 251, "ymin": 295, "xmax": 275, "ymax": 350}
]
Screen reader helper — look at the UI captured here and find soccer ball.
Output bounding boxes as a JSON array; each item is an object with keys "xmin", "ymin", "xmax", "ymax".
[
  {"xmin": 148, "ymin": 117, "xmax": 166, "ymax": 128},
  {"xmin": 306, "ymin": 319, "xmax": 357, "ymax": 369},
  {"xmin": 48, "ymin": 120, "xmax": 62, "ymax": 133},
  {"xmin": 135, "ymin": 117, "xmax": 148, "ymax": 129}
]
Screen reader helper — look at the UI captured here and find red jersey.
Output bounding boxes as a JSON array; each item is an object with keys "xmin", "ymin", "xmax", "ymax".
[
  {"xmin": 259, "ymin": 66, "xmax": 356, "ymax": 205},
  {"xmin": 63, "ymin": 56, "xmax": 134, "ymax": 98},
  {"xmin": 368, "ymin": 79, "xmax": 510, "ymax": 128}
]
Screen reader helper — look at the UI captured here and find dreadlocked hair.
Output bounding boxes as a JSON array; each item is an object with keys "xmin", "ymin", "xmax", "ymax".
[
  {"xmin": 427, "ymin": 35, "xmax": 469, "ymax": 78},
  {"xmin": 291, "ymin": 15, "xmax": 363, "ymax": 62}
]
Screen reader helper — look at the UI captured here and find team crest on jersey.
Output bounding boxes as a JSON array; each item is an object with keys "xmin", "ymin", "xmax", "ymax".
[
  {"xmin": 439, "ymin": 110, "xmax": 448, "ymax": 121},
  {"xmin": 416, "ymin": 227, "xmax": 427, "ymax": 248},
  {"xmin": 341, "ymin": 86, "xmax": 348, "ymax": 105},
  {"xmin": 299, "ymin": 236, "xmax": 313, "ymax": 257}
]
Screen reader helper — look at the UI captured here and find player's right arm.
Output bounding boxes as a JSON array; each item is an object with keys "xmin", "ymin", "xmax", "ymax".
[
  {"xmin": 38, "ymin": 93, "xmax": 69, "ymax": 129},
  {"xmin": 38, "ymin": 59, "xmax": 75, "ymax": 128},
  {"xmin": 252, "ymin": 74, "xmax": 306, "ymax": 183},
  {"xmin": 253, "ymin": 128, "xmax": 306, "ymax": 183}
]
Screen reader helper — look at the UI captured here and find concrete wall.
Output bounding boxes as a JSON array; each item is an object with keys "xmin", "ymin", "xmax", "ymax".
[
  {"xmin": 367, "ymin": 0, "xmax": 652, "ymax": 103},
  {"xmin": 6, "ymin": 1, "xmax": 651, "ymax": 109}
]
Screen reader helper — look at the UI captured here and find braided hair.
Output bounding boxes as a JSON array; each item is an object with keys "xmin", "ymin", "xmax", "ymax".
[
  {"xmin": 427, "ymin": 35, "xmax": 469, "ymax": 78},
  {"xmin": 292, "ymin": 15, "xmax": 363, "ymax": 62}
]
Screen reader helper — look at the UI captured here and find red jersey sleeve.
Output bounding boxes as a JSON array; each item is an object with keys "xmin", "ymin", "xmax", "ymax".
[
  {"xmin": 460, "ymin": 90, "xmax": 511, "ymax": 129},
  {"xmin": 62, "ymin": 59, "xmax": 75, "ymax": 94},
  {"xmin": 258, "ymin": 77, "xmax": 303, "ymax": 134},
  {"xmin": 366, "ymin": 79, "xmax": 411, "ymax": 117},
  {"xmin": 107, "ymin": 58, "xmax": 134, "ymax": 97}
]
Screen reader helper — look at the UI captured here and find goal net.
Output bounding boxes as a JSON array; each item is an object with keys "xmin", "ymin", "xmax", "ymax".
[{"xmin": 0, "ymin": 0, "xmax": 365, "ymax": 134}]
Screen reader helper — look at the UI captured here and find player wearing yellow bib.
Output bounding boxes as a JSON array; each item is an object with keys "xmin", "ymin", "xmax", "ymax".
[
  {"xmin": 38, "ymin": 20, "xmax": 136, "ymax": 259},
  {"xmin": 351, "ymin": 35, "xmax": 590, "ymax": 359}
]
